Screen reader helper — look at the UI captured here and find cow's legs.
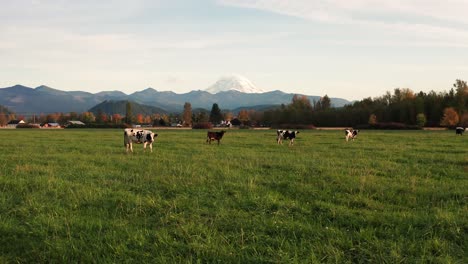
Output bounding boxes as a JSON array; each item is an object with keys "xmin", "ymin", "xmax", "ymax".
[
  {"xmin": 126, "ymin": 143, "xmax": 133, "ymax": 153},
  {"xmin": 143, "ymin": 142, "xmax": 153, "ymax": 152}
]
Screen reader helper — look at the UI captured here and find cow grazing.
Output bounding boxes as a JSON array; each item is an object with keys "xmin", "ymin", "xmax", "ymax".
[
  {"xmin": 455, "ymin": 127, "xmax": 465, "ymax": 135},
  {"xmin": 277, "ymin": 130, "xmax": 299, "ymax": 146},
  {"xmin": 345, "ymin": 129, "xmax": 359, "ymax": 141},
  {"xmin": 206, "ymin": 130, "xmax": 226, "ymax": 145},
  {"xmin": 124, "ymin": 128, "xmax": 158, "ymax": 153}
]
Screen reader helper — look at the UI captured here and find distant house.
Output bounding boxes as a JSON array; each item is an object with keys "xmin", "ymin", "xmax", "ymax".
[
  {"xmin": 42, "ymin": 122, "xmax": 61, "ymax": 128},
  {"xmin": 7, "ymin": 120, "xmax": 25, "ymax": 128},
  {"xmin": 66, "ymin": 120, "xmax": 85, "ymax": 126}
]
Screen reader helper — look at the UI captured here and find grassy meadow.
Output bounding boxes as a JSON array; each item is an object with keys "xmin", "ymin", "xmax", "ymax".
[{"xmin": 0, "ymin": 128, "xmax": 466, "ymax": 263}]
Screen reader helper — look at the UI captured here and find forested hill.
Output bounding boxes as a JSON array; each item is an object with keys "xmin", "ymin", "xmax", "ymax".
[{"xmin": 89, "ymin": 100, "xmax": 167, "ymax": 116}]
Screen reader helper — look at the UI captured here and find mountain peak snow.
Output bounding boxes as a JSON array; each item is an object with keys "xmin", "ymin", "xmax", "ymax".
[{"xmin": 205, "ymin": 75, "xmax": 265, "ymax": 94}]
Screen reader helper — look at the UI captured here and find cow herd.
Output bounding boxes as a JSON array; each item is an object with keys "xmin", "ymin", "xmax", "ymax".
[
  {"xmin": 124, "ymin": 126, "xmax": 466, "ymax": 153},
  {"xmin": 123, "ymin": 128, "xmax": 365, "ymax": 153}
]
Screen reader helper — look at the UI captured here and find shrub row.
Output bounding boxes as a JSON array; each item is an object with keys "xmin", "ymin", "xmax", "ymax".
[
  {"xmin": 16, "ymin": 124, "xmax": 40, "ymax": 129},
  {"xmin": 274, "ymin": 124, "xmax": 317, "ymax": 130},
  {"xmin": 192, "ymin": 122, "xmax": 213, "ymax": 129},
  {"xmin": 355, "ymin": 122, "xmax": 421, "ymax": 130}
]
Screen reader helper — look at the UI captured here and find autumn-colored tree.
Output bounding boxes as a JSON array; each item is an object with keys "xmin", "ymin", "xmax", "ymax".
[
  {"xmin": 454, "ymin": 79, "xmax": 468, "ymax": 115},
  {"xmin": 400, "ymin": 88, "xmax": 415, "ymax": 100},
  {"xmin": 136, "ymin": 113, "xmax": 144, "ymax": 124},
  {"xmin": 101, "ymin": 113, "xmax": 108, "ymax": 123},
  {"xmin": 291, "ymin": 95, "xmax": 312, "ymax": 110},
  {"xmin": 81, "ymin": 112, "xmax": 96, "ymax": 123},
  {"xmin": 46, "ymin": 113, "xmax": 58, "ymax": 123},
  {"xmin": 183, "ymin": 102, "xmax": 192, "ymax": 127},
  {"xmin": 416, "ymin": 113, "xmax": 426, "ymax": 127},
  {"xmin": 144, "ymin": 115, "xmax": 152, "ymax": 124},
  {"xmin": 224, "ymin": 111, "xmax": 233, "ymax": 122},
  {"xmin": 152, "ymin": 113, "xmax": 161, "ymax": 121},
  {"xmin": 112, "ymin": 114, "xmax": 123, "ymax": 124},
  {"xmin": 0, "ymin": 112, "xmax": 7, "ymax": 126},
  {"xmin": 238, "ymin": 110, "xmax": 250, "ymax": 125},
  {"xmin": 95, "ymin": 109, "xmax": 107, "ymax": 123},
  {"xmin": 368, "ymin": 114, "xmax": 377, "ymax": 125},
  {"xmin": 58, "ymin": 113, "xmax": 69, "ymax": 124},
  {"xmin": 459, "ymin": 113, "xmax": 468, "ymax": 126},
  {"xmin": 390, "ymin": 88, "xmax": 415, "ymax": 105},
  {"xmin": 440, "ymin": 107, "xmax": 459, "ymax": 126},
  {"xmin": 160, "ymin": 114, "xmax": 170, "ymax": 126}
]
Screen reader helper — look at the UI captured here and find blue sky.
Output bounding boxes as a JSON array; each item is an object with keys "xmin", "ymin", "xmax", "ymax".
[{"xmin": 1, "ymin": 0, "xmax": 467, "ymax": 100}]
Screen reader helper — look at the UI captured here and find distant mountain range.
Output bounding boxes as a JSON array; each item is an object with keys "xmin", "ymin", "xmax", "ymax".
[{"xmin": 0, "ymin": 76, "xmax": 351, "ymax": 114}]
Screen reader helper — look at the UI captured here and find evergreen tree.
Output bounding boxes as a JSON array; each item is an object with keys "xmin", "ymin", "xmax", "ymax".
[
  {"xmin": 320, "ymin": 95, "xmax": 331, "ymax": 110},
  {"xmin": 209, "ymin": 103, "xmax": 223, "ymax": 124},
  {"xmin": 183, "ymin": 102, "xmax": 192, "ymax": 127},
  {"xmin": 125, "ymin": 101, "xmax": 132, "ymax": 124}
]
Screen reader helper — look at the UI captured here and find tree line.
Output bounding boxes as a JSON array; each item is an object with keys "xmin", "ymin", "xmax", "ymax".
[
  {"xmin": 263, "ymin": 80, "xmax": 467, "ymax": 128},
  {"xmin": 1, "ymin": 80, "xmax": 467, "ymax": 128}
]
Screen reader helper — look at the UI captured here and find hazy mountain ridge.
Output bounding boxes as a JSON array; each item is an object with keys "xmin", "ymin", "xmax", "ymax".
[{"xmin": 0, "ymin": 82, "xmax": 351, "ymax": 114}]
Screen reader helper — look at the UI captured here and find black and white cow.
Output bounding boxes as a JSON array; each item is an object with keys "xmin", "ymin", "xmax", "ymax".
[
  {"xmin": 455, "ymin": 127, "xmax": 465, "ymax": 135},
  {"xmin": 124, "ymin": 128, "xmax": 158, "ymax": 153},
  {"xmin": 207, "ymin": 131, "xmax": 226, "ymax": 145},
  {"xmin": 345, "ymin": 129, "xmax": 359, "ymax": 142},
  {"xmin": 277, "ymin": 130, "xmax": 299, "ymax": 146}
]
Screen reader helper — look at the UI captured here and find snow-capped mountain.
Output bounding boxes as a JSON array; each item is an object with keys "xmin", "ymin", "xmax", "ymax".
[{"xmin": 205, "ymin": 75, "xmax": 266, "ymax": 94}]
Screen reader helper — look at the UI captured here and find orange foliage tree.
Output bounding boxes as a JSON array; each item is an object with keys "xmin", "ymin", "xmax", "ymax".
[{"xmin": 440, "ymin": 107, "xmax": 459, "ymax": 126}]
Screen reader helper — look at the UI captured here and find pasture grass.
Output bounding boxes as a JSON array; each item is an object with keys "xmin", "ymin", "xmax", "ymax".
[{"xmin": 0, "ymin": 129, "xmax": 466, "ymax": 263}]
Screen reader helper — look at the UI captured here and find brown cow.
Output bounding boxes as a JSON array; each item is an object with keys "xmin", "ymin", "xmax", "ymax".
[{"xmin": 206, "ymin": 131, "xmax": 226, "ymax": 145}]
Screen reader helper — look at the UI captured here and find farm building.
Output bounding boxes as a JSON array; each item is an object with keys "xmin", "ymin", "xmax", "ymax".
[
  {"xmin": 7, "ymin": 120, "xmax": 25, "ymax": 128},
  {"xmin": 66, "ymin": 120, "xmax": 86, "ymax": 126},
  {"xmin": 42, "ymin": 122, "xmax": 61, "ymax": 128}
]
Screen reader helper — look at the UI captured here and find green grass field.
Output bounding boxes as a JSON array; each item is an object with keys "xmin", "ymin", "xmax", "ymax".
[{"xmin": 0, "ymin": 129, "xmax": 466, "ymax": 263}]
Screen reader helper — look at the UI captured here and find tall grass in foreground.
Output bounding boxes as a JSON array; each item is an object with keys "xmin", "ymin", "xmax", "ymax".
[{"xmin": 0, "ymin": 129, "xmax": 466, "ymax": 263}]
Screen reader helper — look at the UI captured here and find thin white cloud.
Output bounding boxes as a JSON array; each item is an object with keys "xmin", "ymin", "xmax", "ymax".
[
  {"xmin": 218, "ymin": 0, "xmax": 468, "ymax": 23},
  {"xmin": 217, "ymin": 0, "xmax": 468, "ymax": 45}
]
